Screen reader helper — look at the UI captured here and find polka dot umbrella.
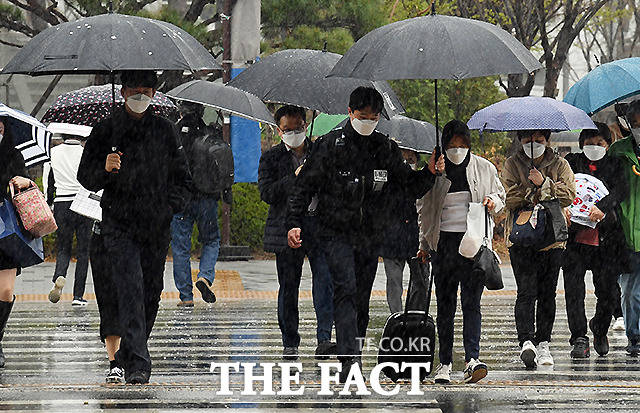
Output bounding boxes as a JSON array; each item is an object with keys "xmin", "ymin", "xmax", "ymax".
[{"xmin": 42, "ymin": 84, "xmax": 178, "ymax": 127}]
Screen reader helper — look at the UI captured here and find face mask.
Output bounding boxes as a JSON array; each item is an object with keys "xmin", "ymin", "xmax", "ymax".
[
  {"xmin": 632, "ymin": 128, "xmax": 640, "ymax": 145},
  {"xmin": 583, "ymin": 145, "xmax": 606, "ymax": 162},
  {"xmin": 445, "ymin": 148, "xmax": 468, "ymax": 165},
  {"xmin": 126, "ymin": 93, "xmax": 152, "ymax": 114},
  {"xmin": 523, "ymin": 142, "xmax": 546, "ymax": 159},
  {"xmin": 0, "ymin": 133, "xmax": 3, "ymax": 145},
  {"xmin": 351, "ymin": 117, "xmax": 378, "ymax": 136},
  {"xmin": 281, "ymin": 130, "xmax": 306, "ymax": 148}
]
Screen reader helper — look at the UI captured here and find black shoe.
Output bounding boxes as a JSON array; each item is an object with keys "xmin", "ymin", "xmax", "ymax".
[
  {"xmin": 283, "ymin": 347, "xmax": 298, "ymax": 361},
  {"xmin": 338, "ymin": 357, "xmax": 362, "ymax": 384},
  {"xmin": 570, "ymin": 337, "xmax": 590, "ymax": 358},
  {"xmin": 315, "ymin": 341, "xmax": 337, "ymax": 360},
  {"xmin": 590, "ymin": 319, "xmax": 609, "ymax": 356},
  {"xmin": 0, "ymin": 297, "xmax": 15, "ymax": 368},
  {"xmin": 195, "ymin": 278, "xmax": 216, "ymax": 303},
  {"xmin": 126, "ymin": 370, "xmax": 150, "ymax": 384},
  {"xmin": 626, "ymin": 340, "xmax": 640, "ymax": 356}
]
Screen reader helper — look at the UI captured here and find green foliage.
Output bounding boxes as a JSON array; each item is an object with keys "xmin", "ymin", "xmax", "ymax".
[
  {"xmin": 223, "ymin": 183, "xmax": 269, "ymax": 250},
  {"xmin": 279, "ymin": 26, "xmax": 354, "ymax": 55},
  {"xmin": 0, "ymin": 4, "xmax": 24, "ymax": 22}
]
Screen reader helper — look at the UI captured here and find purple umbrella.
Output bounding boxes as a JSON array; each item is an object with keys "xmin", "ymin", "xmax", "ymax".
[
  {"xmin": 42, "ymin": 84, "xmax": 178, "ymax": 127},
  {"xmin": 467, "ymin": 97, "xmax": 596, "ymax": 132}
]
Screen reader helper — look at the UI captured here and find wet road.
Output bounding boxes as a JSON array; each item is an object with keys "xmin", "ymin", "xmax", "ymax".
[{"xmin": 1, "ymin": 288, "xmax": 639, "ymax": 412}]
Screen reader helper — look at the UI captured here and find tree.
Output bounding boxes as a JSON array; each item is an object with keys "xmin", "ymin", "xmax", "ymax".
[{"xmin": 536, "ymin": 0, "xmax": 609, "ymax": 97}]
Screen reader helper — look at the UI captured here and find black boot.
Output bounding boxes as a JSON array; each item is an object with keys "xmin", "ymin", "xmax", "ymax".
[{"xmin": 0, "ymin": 297, "xmax": 15, "ymax": 368}]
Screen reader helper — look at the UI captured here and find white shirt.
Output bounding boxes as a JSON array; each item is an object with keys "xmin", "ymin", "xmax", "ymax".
[
  {"xmin": 440, "ymin": 191, "xmax": 471, "ymax": 233},
  {"xmin": 43, "ymin": 140, "xmax": 86, "ymax": 203}
]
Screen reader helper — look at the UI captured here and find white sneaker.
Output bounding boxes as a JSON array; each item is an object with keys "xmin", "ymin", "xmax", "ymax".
[
  {"xmin": 520, "ymin": 340, "xmax": 537, "ymax": 368},
  {"xmin": 537, "ymin": 341, "xmax": 554, "ymax": 365},
  {"xmin": 48, "ymin": 277, "xmax": 65, "ymax": 303},
  {"xmin": 463, "ymin": 358, "xmax": 488, "ymax": 383},
  {"xmin": 613, "ymin": 317, "xmax": 625, "ymax": 331},
  {"xmin": 433, "ymin": 363, "xmax": 452, "ymax": 384}
]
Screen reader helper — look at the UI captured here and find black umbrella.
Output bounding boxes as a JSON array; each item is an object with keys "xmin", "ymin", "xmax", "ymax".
[
  {"xmin": 1, "ymin": 13, "xmax": 221, "ymax": 75},
  {"xmin": 337, "ymin": 115, "xmax": 437, "ymax": 153},
  {"xmin": 166, "ymin": 80, "xmax": 276, "ymax": 126},
  {"xmin": 227, "ymin": 48, "xmax": 405, "ymax": 122},
  {"xmin": 328, "ymin": 4, "xmax": 542, "ymax": 156}
]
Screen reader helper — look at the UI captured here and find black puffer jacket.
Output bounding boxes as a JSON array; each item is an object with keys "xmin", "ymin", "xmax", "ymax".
[
  {"xmin": 77, "ymin": 108, "xmax": 191, "ymax": 241},
  {"xmin": 288, "ymin": 120, "xmax": 435, "ymax": 251},
  {"xmin": 0, "ymin": 134, "xmax": 27, "ymax": 197}
]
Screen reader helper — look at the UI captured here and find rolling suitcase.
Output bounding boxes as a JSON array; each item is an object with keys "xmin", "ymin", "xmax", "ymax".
[{"xmin": 377, "ymin": 257, "xmax": 435, "ymax": 382}]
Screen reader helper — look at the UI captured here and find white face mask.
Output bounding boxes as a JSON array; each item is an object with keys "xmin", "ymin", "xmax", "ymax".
[
  {"xmin": 0, "ymin": 133, "xmax": 3, "ymax": 145},
  {"xmin": 632, "ymin": 128, "xmax": 640, "ymax": 145},
  {"xmin": 523, "ymin": 142, "xmax": 546, "ymax": 159},
  {"xmin": 351, "ymin": 117, "xmax": 378, "ymax": 136},
  {"xmin": 126, "ymin": 93, "xmax": 152, "ymax": 114},
  {"xmin": 445, "ymin": 148, "xmax": 469, "ymax": 165},
  {"xmin": 281, "ymin": 130, "xmax": 306, "ymax": 149},
  {"xmin": 583, "ymin": 145, "xmax": 606, "ymax": 162}
]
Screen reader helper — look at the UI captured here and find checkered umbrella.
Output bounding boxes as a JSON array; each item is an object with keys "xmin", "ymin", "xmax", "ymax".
[{"xmin": 42, "ymin": 84, "xmax": 178, "ymax": 127}]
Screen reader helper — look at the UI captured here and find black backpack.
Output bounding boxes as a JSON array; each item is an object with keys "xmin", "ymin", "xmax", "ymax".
[
  {"xmin": 377, "ymin": 257, "xmax": 435, "ymax": 382},
  {"xmin": 188, "ymin": 129, "xmax": 234, "ymax": 195}
]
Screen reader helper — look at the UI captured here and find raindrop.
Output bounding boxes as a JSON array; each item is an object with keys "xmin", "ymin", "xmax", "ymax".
[
  {"xmin": 73, "ymin": 67, "xmax": 78, "ymax": 71},
  {"xmin": 111, "ymin": 35, "xmax": 117, "ymax": 40},
  {"xmin": 148, "ymin": 51, "xmax": 153, "ymax": 55},
  {"xmin": 162, "ymin": 33, "xmax": 167, "ymax": 37},
  {"xmin": 87, "ymin": 25, "xmax": 92, "ymax": 29},
  {"xmin": 69, "ymin": 31, "xmax": 73, "ymax": 35},
  {"xmin": 418, "ymin": 47, "xmax": 424, "ymax": 52},
  {"xmin": 77, "ymin": 25, "xmax": 81, "ymax": 29},
  {"xmin": 142, "ymin": 30, "xmax": 146, "ymax": 34}
]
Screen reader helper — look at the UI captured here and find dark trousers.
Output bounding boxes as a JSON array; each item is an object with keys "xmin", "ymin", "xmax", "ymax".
[
  {"xmin": 509, "ymin": 246, "xmax": 562, "ymax": 346},
  {"xmin": 90, "ymin": 229, "xmax": 122, "ymax": 342},
  {"xmin": 432, "ymin": 232, "xmax": 484, "ymax": 364},
  {"xmin": 103, "ymin": 229, "xmax": 168, "ymax": 376},
  {"xmin": 563, "ymin": 243, "xmax": 617, "ymax": 343},
  {"xmin": 275, "ymin": 216, "xmax": 333, "ymax": 347},
  {"xmin": 321, "ymin": 236, "xmax": 378, "ymax": 359},
  {"xmin": 52, "ymin": 201, "xmax": 92, "ymax": 298}
]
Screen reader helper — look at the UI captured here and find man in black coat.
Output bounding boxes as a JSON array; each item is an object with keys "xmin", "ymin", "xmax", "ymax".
[
  {"xmin": 563, "ymin": 122, "xmax": 629, "ymax": 358},
  {"xmin": 287, "ymin": 87, "xmax": 441, "ymax": 381},
  {"xmin": 78, "ymin": 70, "xmax": 191, "ymax": 384},
  {"xmin": 258, "ymin": 105, "xmax": 334, "ymax": 361}
]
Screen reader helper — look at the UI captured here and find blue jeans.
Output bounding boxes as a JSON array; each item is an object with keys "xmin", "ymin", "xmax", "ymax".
[
  {"xmin": 170, "ymin": 197, "xmax": 220, "ymax": 302},
  {"xmin": 619, "ymin": 251, "xmax": 640, "ymax": 341}
]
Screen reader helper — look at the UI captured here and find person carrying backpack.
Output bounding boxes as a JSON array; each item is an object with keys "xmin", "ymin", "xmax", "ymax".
[{"xmin": 170, "ymin": 102, "xmax": 233, "ymax": 307}]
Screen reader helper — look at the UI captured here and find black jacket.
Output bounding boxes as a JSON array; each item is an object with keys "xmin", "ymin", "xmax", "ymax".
[
  {"xmin": 379, "ymin": 178, "xmax": 419, "ymax": 259},
  {"xmin": 0, "ymin": 135, "xmax": 27, "ymax": 197},
  {"xmin": 259, "ymin": 141, "xmax": 310, "ymax": 252},
  {"xmin": 565, "ymin": 152, "xmax": 629, "ymax": 270},
  {"xmin": 77, "ymin": 108, "xmax": 191, "ymax": 241},
  {"xmin": 287, "ymin": 121, "xmax": 435, "ymax": 250}
]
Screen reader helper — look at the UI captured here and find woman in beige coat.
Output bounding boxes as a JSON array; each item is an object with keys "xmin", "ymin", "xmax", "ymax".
[{"xmin": 501, "ymin": 129, "xmax": 575, "ymax": 369}]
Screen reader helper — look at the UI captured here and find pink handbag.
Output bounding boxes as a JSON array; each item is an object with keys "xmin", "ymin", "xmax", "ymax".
[{"xmin": 10, "ymin": 181, "xmax": 57, "ymax": 238}]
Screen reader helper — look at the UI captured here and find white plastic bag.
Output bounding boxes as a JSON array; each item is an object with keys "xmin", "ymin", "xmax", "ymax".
[
  {"xmin": 459, "ymin": 202, "xmax": 493, "ymax": 259},
  {"xmin": 70, "ymin": 189, "xmax": 103, "ymax": 222}
]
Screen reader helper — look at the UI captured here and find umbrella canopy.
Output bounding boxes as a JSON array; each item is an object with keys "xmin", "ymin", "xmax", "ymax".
[
  {"xmin": 563, "ymin": 57, "xmax": 640, "ymax": 115},
  {"xmin": 467, "ymin": 97, "xmax": 597, "ymax": 132},
  {"xmin": 42, "ymin": 84, "xmax": 178, "ymax": 127},
  {"xmin": 47, "ymin": 122, "xmax": 92, "ymax": 138},
  {"xmin": 306, "ymin": 114, "xmax": 348, "ymax": 137},
  {"xmin": 1, "ymin": 13, "xmax": 221, "ymax": 75},
  {"xmin": 227, "ymin": 49, "xmax": 405, "ymax": 117},
  {"xmin": 166, "ymin": 80, "xmax": 276, "ymax": 126},
  {"xmin": 0, "ymin": 103, "xmax": 51, "ymax": 167},
  {"xmin": 328, "ymin": 14, "xmax": 542, "ymax": 81},
  {"xmin": 336, "ymin": 115, "xmax": 437, "ymax": 153}
]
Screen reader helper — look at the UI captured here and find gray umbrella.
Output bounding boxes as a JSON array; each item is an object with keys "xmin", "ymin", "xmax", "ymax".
[
  {"xmin": 167, "ymin": 80, "xmax": 276, "ymax": 126},
  {"xmin": 328, "ymin": 7, "xmax": 542, "ymax": 154},
  {"xmin": 227, "ymin": 49, "xmax": 404, "ymax": 118},
  {"xmin": 337, "ymin": 115, "xmax": 437, "ymax": 153},
  {"xmin": 1, "ymin": 13, "xmax": 221, "ymax": 75}
]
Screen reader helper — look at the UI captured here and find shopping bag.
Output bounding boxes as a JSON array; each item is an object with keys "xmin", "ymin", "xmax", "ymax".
[
  {"xmin": 459, "ymin": 202, "xmax": 491, "ymax": 259},
  {"xmin": 0, "ymin": 197, "xmax": 44, "ymax": 267},
  {"xmin": 70, "ymin": 189, "xmax": 103, "ymax": 222},
  {"xmin": 10, "ymin": 182, "xmax": 57, "ymax": 237}
]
